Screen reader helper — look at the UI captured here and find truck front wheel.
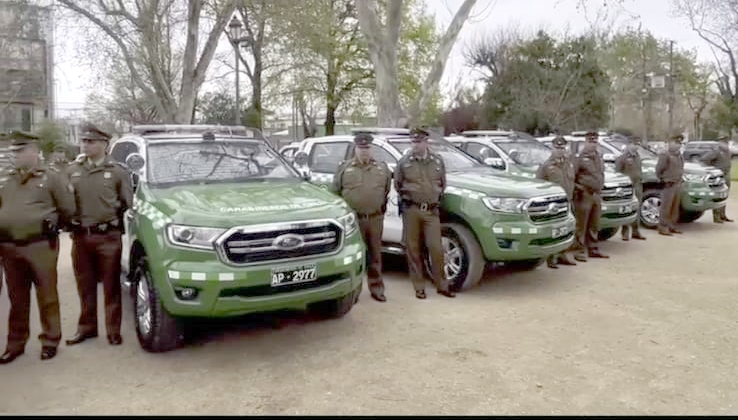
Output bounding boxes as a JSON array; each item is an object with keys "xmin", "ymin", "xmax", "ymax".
[
  {"xmin": 133, "ymin": 258, "xmax": 184, "ymax": 353},
  {"xmin": 640, "ymin": 189, "xmax": 662, "ymax": 229},
  {"xmin": 425, "ymin": 223, "xmax": 485, "ymax": 292}
]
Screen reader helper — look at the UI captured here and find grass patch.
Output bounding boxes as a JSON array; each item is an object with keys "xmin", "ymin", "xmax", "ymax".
[{"xmin": 732, "ymin": 162, "xmax": 738, "ymax": 181}]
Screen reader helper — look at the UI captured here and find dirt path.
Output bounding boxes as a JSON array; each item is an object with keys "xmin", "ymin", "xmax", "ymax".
[{"xmin": 1, "ymin": 195, "xmax": 736, "ymax": 415}]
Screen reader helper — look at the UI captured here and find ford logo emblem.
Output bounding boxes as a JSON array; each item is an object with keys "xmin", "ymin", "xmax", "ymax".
[{"xmin": 273, "ymin": 234, "xmax": 304, "ymax": 250}]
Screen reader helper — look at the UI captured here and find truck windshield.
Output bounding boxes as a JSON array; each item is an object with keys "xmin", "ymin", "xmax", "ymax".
[
  {"xmin": 147, "ymin": 140, "xmax": 297, "ymax": 186},
  {"xmin": 388, "ymin": 139, "xmax": 483, "ymax": 172},
  {"xmin": 491, "ymin": 139, "xmax": 552, "ymax": 166},
  {"xmin": 605, "ymin": 139, "xmax": 658, "ymax": 159}
]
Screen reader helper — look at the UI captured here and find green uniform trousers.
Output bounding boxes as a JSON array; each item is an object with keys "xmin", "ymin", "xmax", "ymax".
[
  {"xmin": 659, "ymin": 182, "xmax": 681, "ymax": 232},
  {"xmin": 402, "ymin": 205, "xmax": 450, "ymax": 293},
  {"xmin": 357, "ymin": 214, "xmax": 385, "ymax": 296}
]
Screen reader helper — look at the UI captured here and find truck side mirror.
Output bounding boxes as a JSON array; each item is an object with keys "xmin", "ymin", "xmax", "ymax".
[
  {"xmin": 603, "ymin": 153, "xmax": 615, "ymax": 162},
  {"xmin": 126, "ymin": 153, "xmax": 145, "ymax": 172},
  {"xmin": 484, "ymin": 157, "xmax": 506, "ymax": 170},
  {"xmin": 292, "ymin": 151, "xmax": 311, "ymax": 180}
]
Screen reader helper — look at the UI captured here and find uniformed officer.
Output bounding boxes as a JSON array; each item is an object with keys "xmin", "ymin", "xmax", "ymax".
[
  {"xmin": 536, "ymin": 136, "xmax": 577, "ymax": 268},
  {"xmin": 615, "ymin": 136, "xmax": 647, "ymax": 241},
  {"xmin": 572, "ymin": 130, "xmax": 608, "ymax": 261},
  {"xmin": 0, "ymin": 131, "xmax": 76, "ymax": 364},
  {"xmin": 66, "ymin": 124, "xmax": 133, "ymax": 346},
  {"xmin": 48, "ymin": 144, "xmax": 69, "ymax": 174},
  {"xmin": 395, "ymin": 128, "xmax": 455, "ymax": 299},
  {"xmin": 656, "ymin": 134, "xmax": 685, "ymax": 236},
  {"xmin": 332, "ymin": 133, "xmax": 392, "ymax": 302},
  {"xmin": 700, "ymin": 136, "xmax": 733, "ymax": 223}
]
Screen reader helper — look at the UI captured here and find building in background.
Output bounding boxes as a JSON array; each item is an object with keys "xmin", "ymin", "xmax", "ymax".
[{"xmin": 0, "ymin": 0, "xmax": 54, "ymax": 133}]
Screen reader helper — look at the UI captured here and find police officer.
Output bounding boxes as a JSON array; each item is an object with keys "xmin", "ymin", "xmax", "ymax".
[
  {"xmin": 333, "ymin": 133, "xmax": 392, "ymax": 302},
  {"xmin": 536, "ymin": 136, "xmax": 577, "ymax": 268},
  {"xmin": 700, "ymin": 136, "xmax": 733, "ymax": 223},
  {"xmin": 572, "ymin": 131, "xmax": 608, "ymax": 261},
  {"xmin": 48, "ymin": 144, "xmax": 69, "ymax": 174},
  {"xmin": 395, "ymin": 128, "xmax": 455, "ymax": 299},
  {"xmin": 656, "ymin": 134, "xmax": 685, "ymax": 236},
  {"xmin": 0, "ymin": 131, "xmax": 76, "ymax": 364},
  {"xmin": 66, "ymin": 124, "xmax": 133, "ymax": 346},
  {"xmin": 615, "ymin": 136, "xmax": 647, "ymax": 241}
]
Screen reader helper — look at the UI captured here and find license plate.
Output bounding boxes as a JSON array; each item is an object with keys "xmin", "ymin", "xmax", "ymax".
[
  {"xmin": 552, "ymin": 225, "xmax": 571, "ymax": 238},
  {"xmin": 618, "ymin": 205, "xmax": 631, "ymax": 214},
  {"xmin": 271, "ymin": 264, "xmax": 317, "ymax": 286},
  {"xmin": 719, "ymin": 192, "xmax": 728, "ymax": 199}
]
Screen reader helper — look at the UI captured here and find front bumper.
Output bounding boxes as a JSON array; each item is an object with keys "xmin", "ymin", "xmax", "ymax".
[
  {"xmin": 151, "ymin": 241, "xmax": 366, "ymax": 318},
  {"xmin": 681, "ymin": 185, "xmax": 730, "ymax": 212},
  {"xmin": 598, "ymin": 196, "xmax": 639, "ymax": 229},
  {"xmin": 482, "ymin": 213, "xmax": 577, "ymax": 261}
]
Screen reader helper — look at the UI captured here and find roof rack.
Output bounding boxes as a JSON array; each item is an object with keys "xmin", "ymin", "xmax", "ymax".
[
  {"xmin": 350, "ymin": 127, "xmax": 410, "ymax": 135},
  {"xmin": 461, "ymin": 130, "xmax": 515, "ymax": 137},
  {"xmin": 130, "ymin": 124, "xmax": 264, "ymax": 139}
]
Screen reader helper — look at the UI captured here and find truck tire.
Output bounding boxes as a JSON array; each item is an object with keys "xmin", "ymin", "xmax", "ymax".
[
  {"xmin": 426, "ymin": 223, "xmax": 485, "ymax": 292},
  {"xmin": 598, "ymin": 227, "xmax": 618, "ymax": 241},
  {"xmin": 311, "ymin": 286, "xmax": 359, "ymax": 319},
  {"xmin": 679, "ymin": 209, "xmax": 704, "ymax": 223},
  {"xmin": 505, "ymin": 258, "xmax": 545, "ymax": 271},
  {"xmin": 640, "ymin": 189, "xmax": 662, "ymax": 229},
  {"xmin": 133, "ymin": 258, "xmax": 184, "ymax": 353}
]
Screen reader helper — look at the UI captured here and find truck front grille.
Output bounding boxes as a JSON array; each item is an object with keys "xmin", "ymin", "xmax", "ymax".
[
  {"xmin": 217, "ymin": 220, "xmax": 343, "ymax": 265},
  {"xmin": 707, "ymin": 174, "xmax": 726, "ymax": 188},
  {"xmin": 602, "ymin": 185, "xmax": 633, "ymax": 201},
  {"xmin": 526, "ymin": 194, "xmax": 569, "ymax": 223}
]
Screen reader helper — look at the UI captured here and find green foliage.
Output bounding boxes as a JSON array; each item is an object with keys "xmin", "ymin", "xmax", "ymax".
[
  {"xmin": 34, "ymin": 120, "xmax": 68, "ymax": 156},
  {"xmin": 397, "ymin": 0, "xmax": 441, "ymax": 110},
  {"xmin": 477, "ymin": 31, "xmax": 610, "ymax": 134}
]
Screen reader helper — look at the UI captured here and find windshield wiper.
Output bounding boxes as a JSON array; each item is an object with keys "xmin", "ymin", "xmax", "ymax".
[{"xmin": 199, "ymin": 149, "xmax": 263, "ymax": 177}]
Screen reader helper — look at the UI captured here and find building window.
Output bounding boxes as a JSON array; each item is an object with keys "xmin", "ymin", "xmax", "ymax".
[{"xmin": 21, "ymin": 108, "xmax": 31, "ymax": 131}]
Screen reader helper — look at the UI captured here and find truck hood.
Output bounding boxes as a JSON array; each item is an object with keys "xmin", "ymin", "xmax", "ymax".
[
  {"xmin": 509, "ymin": 163, "xmax": 631, "ymax": 188},
  {"xmin": 141, "ymin": 181, "xmax": 351, "ymax": 227},
  {"xmin": 641, "ymin": 158, "xmax": 722, "ymax": 176},
  {"xmin": 448, "ymin": 168, "xmax": 565, "ymax": 199}
]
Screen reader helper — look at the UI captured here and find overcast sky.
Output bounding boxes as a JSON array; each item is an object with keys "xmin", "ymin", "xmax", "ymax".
[{"xmin": 52, "ymin": 0, "xmax": 716, "ymax": 116}]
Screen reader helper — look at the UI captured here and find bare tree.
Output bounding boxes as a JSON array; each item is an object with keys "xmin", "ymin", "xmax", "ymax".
[
  {"xmin": 355, "ymin": 0, "xmax": 478, "ymax": 127},
  {"xmin": 672, "ymin": 0, "xmax": 738, "ymax": 102},
  {"xmin": 58, "ymin": 0, "xmax": 237, "ymax": 123}
]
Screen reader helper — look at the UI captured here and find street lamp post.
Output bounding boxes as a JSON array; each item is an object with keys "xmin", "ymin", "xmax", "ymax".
[{"xmin": 228, "ymin": 16, "xmax": 243, "ymax": 126}]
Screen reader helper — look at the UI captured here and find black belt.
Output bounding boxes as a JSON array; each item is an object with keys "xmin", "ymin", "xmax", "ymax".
[
  {"xmin": 356, "ymin": 212, "xmax": 382, "ymax": 219},
  {"xmin": 73, "ymin": 221, "xmax": 121, "ymax": 235},
  {"xmin": 410, "ymin": 202, "xmax": 439, "ymax": 211},
  {"xmin": 10, "ymin": 234, "xmax": 57, "ymax": 246}
]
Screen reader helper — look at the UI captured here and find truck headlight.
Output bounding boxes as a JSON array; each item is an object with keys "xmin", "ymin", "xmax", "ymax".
[
  {"xmin": 682, "ymin": 173, "xmax": 705, "ymax": 183},
  {"xmin": 166, "ymin": 224, "xmax": 227, "ymax": 250},
  {"xmin": 338, "ymin": 213, "xmax": 358, "ymax": 236},
  {"xmin": 482, "ymin": 197, "xmax": 526, "ymax": 213}
]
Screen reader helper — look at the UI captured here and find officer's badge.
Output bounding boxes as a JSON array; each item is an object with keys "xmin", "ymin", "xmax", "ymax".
[{"xmin": 104, "ymin": 172, "xmax": 112, "ymax": 179}]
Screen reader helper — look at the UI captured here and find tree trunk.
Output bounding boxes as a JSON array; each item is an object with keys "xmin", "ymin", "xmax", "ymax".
[
  {"xmin": 325, "ymin": 65, "xmax": 338, "ymax": 135},
  {"xmin": 325, "ymin": 103, "xmax": 337, "ymax": 136},
  {"xmin": 374, "ymin": 48, "xmax": 406, "ymax": 127}
]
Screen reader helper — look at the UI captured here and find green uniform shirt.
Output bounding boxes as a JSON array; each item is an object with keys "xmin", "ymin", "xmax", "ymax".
[
  {"xmin": 67, "ymin": 156, "xmax": 133, "ymax": 227},
  {"xmin": 536, "ymin": 153, "xmax": 576, "ymax": 200},
  {"xmin": 0, "ymin": 164, "xmax": 76, "ymax": 241},
  {"xmin": 394, "ymin": 151, "xmax": 447, "ymax": 205},
  {"xmin": 333, "ymin": 157, "xmax": 392, "ymax": 216},
  {"xmin": 614, "ymin": 145, "xmax": 642, "ymax": 183},
  {"xmin": 656, "ymin": 150, "xmax": 684, "ymax": 184},
  {"xmin": 573, "ymin": 148, "xmax": 605, "ymax": 193},
  {"xmin": 700, "ymin": 148, "xmax": 731, "ymax": 177}
]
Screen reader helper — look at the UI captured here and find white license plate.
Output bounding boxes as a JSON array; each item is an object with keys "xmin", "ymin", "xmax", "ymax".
[
  {"xmin": 719, "ymin": 192, "xmax": 728, "ymax": 199},
  {"xmin": 271, "ymin": 264, "xmax": 317, "ymax": 286},
  {"xmin": 618, "ymin": 205, "xmax": 631, "ymax": 214},
  {"xmin": 552, "ymin": 225, "xmax": 571, "ymax": 238}
]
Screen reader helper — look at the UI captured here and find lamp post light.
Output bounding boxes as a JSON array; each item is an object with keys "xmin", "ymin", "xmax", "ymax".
[{"xmin": 228, "ymin": 16, "xmax": 244, "ymax": 126}]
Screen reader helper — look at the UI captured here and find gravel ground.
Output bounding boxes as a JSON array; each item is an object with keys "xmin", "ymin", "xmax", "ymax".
[{"xmin": 0, "ymin": 194, "xmax": 736, "ymax": 415}]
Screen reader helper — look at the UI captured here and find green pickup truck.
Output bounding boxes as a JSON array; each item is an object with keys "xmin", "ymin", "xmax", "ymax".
[
  {"xmin": 109, "ymin": 125, "xmax": 365, "ymax": 352},
  {"xmin": 448, "ymin": 131, "xmax": 639, "ymax": 241},
  {"xmin": 292, "ymin": 128, "xmax": 577, "ymax": 292},
  {"xmin": 540, "ymin": 132, "xmax": 729, "ymax": 229}
]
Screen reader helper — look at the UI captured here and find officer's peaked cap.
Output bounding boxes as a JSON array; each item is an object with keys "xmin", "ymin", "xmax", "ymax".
[
  {"xmin": 552, "ymin": 136, "xmax": 567, "ymax": 148},
  {"xmin": 353, "ymin": 132, "xmax": 374, "ymax": 147},
  {"xmin": 8, "ymin": 130, "xmax": 41, "ymax": 151},
  {"xmin": 80, "ymin": 123, "xmax": 111, "ymax": 142},
  {"xmin": 410, "ymin": 127, "xmax": 430, "ymax": 140}
]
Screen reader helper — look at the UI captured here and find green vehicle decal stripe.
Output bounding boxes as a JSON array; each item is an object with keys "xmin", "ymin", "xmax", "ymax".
[
  {"xmin": 133, "ymin": 197, "xmax": 173, "ymax": 229},
  {"xmin": 444, "ymin": 186, "xmax": 485, "ymax": 200},
  {"xmin": 312, "ymin": 173, "xmax": 334, "ymax": 183}
]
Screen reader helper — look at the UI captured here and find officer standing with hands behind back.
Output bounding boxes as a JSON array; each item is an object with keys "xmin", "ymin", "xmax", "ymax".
[
  {"xmin": 536, "ymin": 135, "xmax": 577, "ymax": 268},
  {"xmin": 0, "ymin": 131, "xmax": 76, "ymax": 364},
  {"xmin": 615, "ymin": 136, "xmax": 647, "ymax": 241},
  {"xmin": 333, "ymin": 133, "xmax": 392, "ymax": 302},
  {"xmin": 700, "ymin": 136, "xmax": 733, "ymax": 223},
  {"xmin": 66, "ymin": 124, "xmax": 133, "ymax": 347},
  {"xmin": 572, "ymin": 131, "xmax": 609, "ymax": 261},
  {"xmin": 395, "ymin": 127, "xmax": 455, "ymax": 299},
  {"xmin": 656, "ymin": 134, "xmax": 685, "ymax": 236}
]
